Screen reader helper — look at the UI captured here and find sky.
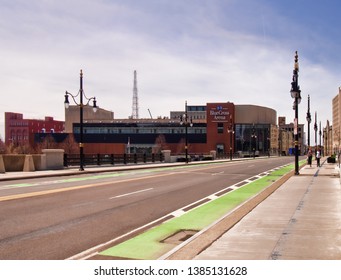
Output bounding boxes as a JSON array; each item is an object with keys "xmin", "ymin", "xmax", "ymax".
[{"xmin": 1, "ymin": 0, "xmax": 340, "ymax": 141}]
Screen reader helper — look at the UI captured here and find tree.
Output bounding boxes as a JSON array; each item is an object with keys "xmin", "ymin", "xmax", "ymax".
[
  {"xmin": 34, "ymin": 134, "xmax": 57, "ymax": 153},
  {"xmin": 0, "ymin": 138, "xmax": 6, "ymax": 154},
  {"xmin": 61, "ymin": 134, "xmax": 78, "ymax": 154},
  {"xmin": 153, "ymin": 134, "xmax": 168, "ymax": 153},
  {"xmin": 176, "ymin": 138, "xmax": 186, "ymax": 155}
]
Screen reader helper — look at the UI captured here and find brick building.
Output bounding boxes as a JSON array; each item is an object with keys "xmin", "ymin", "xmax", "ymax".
[
  {"xmin": 5, "ymin": 112, "xmax": 64, "ymax": 146},
  {"xmin": 39, "ymin": 102, "xmax": 280, "ymax": 156}
]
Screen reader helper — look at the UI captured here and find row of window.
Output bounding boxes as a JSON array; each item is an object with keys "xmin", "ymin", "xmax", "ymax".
[
  {"xmin": 9, "ymin": 122, "xmax": 29, "ymax": 127},
  {"xmin": 9, "ymin": 135, "xmax": 29, "ymax": 141},
  {"xmin": 187, "ymin": 106, "xmax": 206, "ymax": 111},
  {"xmin": 9, "ymin": 122, "xmax": 63, "ymax": 128},
  {"xmin": 73, "ymin": 127, "xmax": 207, "ymax": 134}
]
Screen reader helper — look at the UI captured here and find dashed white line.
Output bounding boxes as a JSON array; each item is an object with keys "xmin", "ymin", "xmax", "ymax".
[
  {"xmin": 110, "ymin": 188, "xmax": 154, "ymax": 199},
  {"xmin": 171, "ymin": 209, "xmax": 186, "ymax": 217}
]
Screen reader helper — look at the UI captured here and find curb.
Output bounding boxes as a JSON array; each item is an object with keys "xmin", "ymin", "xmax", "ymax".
[{"xmin": 0, "ymin": 156, "xmax": 272, "ymax": 182}]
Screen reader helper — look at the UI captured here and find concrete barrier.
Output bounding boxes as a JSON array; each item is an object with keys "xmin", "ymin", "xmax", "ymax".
[
  {"xmin": 210, "ymin": 150, "xmax": 217, "ymax": 160},
  {"xmin": 162, "ymin": 150, "xmax": 171, "ymax": 163},
  {"xmin": 32, "ymin": 154, "xmax": 46, "ymax": 171},
  {"xmin": 0, "ymin": 153, "xmax": 58, "ymax": 172},
  {"xmin": 0, "ymin": 155, "xmax": 5, "ymax": 173},
  {"xmin": 23, "ymin": 155, "xmax": 35, "ymax": 172},
  {"xmin": 42, "ymin": 149, "xmax": 64, "ymax": 170},
  {"xmin": 1, "ymin": 155, "xmax": 26, "ymax": 172}
]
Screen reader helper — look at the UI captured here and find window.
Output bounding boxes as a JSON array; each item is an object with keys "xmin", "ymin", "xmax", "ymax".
[{"xmin": 217, "ymin": 123, "xmax": 224, "ymax": 134}]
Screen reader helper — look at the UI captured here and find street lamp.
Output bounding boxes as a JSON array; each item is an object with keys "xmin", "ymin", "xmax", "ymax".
[
  {"xmin": 319, "ymin": 121, "xmax": 322, "ymax": 154},
  {"xmin": 314, "ymin": 111, "xmax": 318, "ymax": 153},
  {"xmin": 227, "ymin": 115, "xmax": 235, "ymax": 160},
  {"xmin": 64, "ymin": 70, "xmax": 98, "ymax": 171},
  {"xmin": 251, "ymin": 124, "xmax": 257, "ymax": 158},
  {"xmin": 180, "ymin": 101, "xmax": 193, "ymax": 163},
  {"xmin": 267, "ymin": 128, "xmax": 270, "ymax": 157},
  {"xmin": 306, "ymin": 95, "xmax": 311, "ymax": 148},
  {"xmin": 290, "ymin": 51, "xmax": 302, "ymax": 175}
]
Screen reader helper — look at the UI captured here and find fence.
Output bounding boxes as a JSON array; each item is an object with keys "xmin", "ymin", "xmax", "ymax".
[{"xmin": 63, "ymin": 153, "xmax": 164, "ymax": 167}]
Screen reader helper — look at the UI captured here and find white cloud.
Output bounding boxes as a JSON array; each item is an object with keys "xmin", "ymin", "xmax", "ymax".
[{"xmin": 0, "ymin": 0, "xmax": 340, "ymax": 141}]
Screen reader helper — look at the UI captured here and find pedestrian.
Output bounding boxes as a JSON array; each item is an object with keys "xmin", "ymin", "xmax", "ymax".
[
  {"xmin": 316, "ymin": 149, "xmax": 321, "ymax": 167},
  {"xmin": 307, "ymin": 148, "xmax": 313, "ymax": 167}
]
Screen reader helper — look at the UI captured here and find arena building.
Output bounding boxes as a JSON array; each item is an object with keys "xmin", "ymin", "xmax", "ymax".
[{"xmin": 58, "ymin": 102, "xmax": 284, "ymax": 156}]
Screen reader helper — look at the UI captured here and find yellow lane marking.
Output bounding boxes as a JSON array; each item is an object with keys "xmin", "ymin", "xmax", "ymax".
[
  {"xmin": 0, "ymin": 173, "xmax": 173, "ymax": 202},
  {"xmin": 0, "ymin": 161, "xmax": 243, "ymax": 202}
]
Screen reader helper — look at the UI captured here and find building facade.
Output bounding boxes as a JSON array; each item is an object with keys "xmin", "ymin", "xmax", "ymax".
[
  {"xmin": 323, "ymin": 120, "xmax": 333, "ymax": 156},
  {"xmin": 5, "ymin": 112, "xmax": 64, "ymax": 146},
  {"xmin": 53, "ymin": 102, "xmax": 285, "ymax": 156},
  {"xmin": 332, "ymin": 88, "xmax": 341, "ymax": 153},
  {"xmin": 64, "ymin": 105, "xmax": 114, "ymax": 133},
  {"xmin": 278, "ymin": 116, "xmax": 304, "ymax": 155}
]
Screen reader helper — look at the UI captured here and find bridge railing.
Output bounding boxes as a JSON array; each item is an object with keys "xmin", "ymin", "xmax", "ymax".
[{"xmin": 63, "ymin": 153, "xmax": 164, "ymax": 167}]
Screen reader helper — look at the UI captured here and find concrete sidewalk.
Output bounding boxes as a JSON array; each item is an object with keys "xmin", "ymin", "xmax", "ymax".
[{"xmin": 192, "ymin": 158, "xmax": 341, "ymax": 260}]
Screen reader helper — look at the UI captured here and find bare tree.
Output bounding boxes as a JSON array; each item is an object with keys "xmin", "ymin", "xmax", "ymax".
[
  {"xmin": 153, "ymin": 134, "xmax": 168, "ymax": 153},
  {"xmin": 35, "ymin": 134, "xmax": 57, "ymax": 153},
  {"xmin": 61, "ymin": 134, "xmax": 78, "ymax": 154},
  {"xmin": 0, "ymin": 138, "xmax": 6, "ymax": 154},
  {"xmin": 176, "ymin": 138, "xmax": 185, "ymax": 155}
]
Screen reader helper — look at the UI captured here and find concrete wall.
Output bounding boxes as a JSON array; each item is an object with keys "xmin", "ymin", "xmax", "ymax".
[
  {"xmin": 42, "ymin": 149, "xmax": 64, "ymax": 170},
  {"xmin": 0, "ymin": 149, "xmax": 63, "ymax": 172},
  {"xmin": 65, "ymin": 105, "xmax": 114, "ymax": 133},
  {"xmin": 1, "ymin": 155, "xmax": 26, "ymax": 172}
]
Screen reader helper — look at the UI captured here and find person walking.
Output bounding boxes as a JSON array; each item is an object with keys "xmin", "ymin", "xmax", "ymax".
[
  {"xmin": 316, "ymin": 148, "xmax": 321, "ymax": 167},
  {"xmin": 307, "ymin": 147, "xmax": 313, "ymax": 167}
]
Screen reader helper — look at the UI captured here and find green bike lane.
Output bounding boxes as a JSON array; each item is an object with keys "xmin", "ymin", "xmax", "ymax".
[{"xmin": 94, "ymin": 163, "xmax": 298, "ymax": 260}]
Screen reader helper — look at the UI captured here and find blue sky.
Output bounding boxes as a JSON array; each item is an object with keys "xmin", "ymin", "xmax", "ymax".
[{"xmin": 1, "ymin": 0, "xmax": 340, "ymax": 140}]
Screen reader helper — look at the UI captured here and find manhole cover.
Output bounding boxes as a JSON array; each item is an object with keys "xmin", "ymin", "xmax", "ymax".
[{"xmin": 162, "ymin": 230, "xmax": 198, "ymax": 245}]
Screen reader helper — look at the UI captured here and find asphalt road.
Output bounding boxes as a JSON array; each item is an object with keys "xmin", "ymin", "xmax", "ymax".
[{"xmin": 0, "ymin": 157, "xmax": 296, "ymax": 259}]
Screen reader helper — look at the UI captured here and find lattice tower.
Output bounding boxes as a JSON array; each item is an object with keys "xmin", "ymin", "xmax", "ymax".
[{"xmin": 132, "ymin": 70, "xmax": 139, "ymax": 119}]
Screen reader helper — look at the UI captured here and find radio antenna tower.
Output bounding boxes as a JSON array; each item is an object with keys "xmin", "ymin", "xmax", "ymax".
[{"xmin": 132, "ymin": 70, "xmax": 139, "ymax": 119}]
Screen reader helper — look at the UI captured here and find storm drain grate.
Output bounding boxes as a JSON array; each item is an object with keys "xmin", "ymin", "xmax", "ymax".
[{"xmin": 161, "ymin": 230, "xmax": 199, "ymax": 245}]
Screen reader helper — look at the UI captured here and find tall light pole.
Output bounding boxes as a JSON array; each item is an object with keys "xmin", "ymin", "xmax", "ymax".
[
  {"xmin": 314, "ymin": 111, "xmax": 318, "ymax": 153},
  {"xmin": 227, "ymin": 115, "xmax": 234, "ymax": 160},
  {"xmin": 306, "ymin": 95, "xmax": 311, "ymax": 148},
  {"xmin": 290, "ymin": 51, "xmax": 302, "ymax": 175},
  {"xmin": 180, "ymin": 101, "xmax": 193, "ymax": 163},
  {"xmin": 64, "ymin": 70, "xmax": 98, "ymax": 171},
  {"xmin": 319, "ymin": 121, "xmax": 322, "ymax": 156},
  {"xmin": 251, "ymin": 124, "xmax": 257, "ymax": 158}
]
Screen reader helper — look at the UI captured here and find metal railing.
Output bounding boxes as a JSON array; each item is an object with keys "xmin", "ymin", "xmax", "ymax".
[{"xmin": 63, "ymin": 153, "xmax": 164, "ymax": 167}]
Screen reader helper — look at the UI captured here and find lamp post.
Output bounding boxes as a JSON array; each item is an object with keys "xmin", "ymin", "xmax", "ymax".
[
  {"xmin": 306, "ymin": 95, "xmax": 311, "ymax": 148},
  {"xmin": 319, "ymin": 121, "xmax": 322, "ymax": 155},
  {"xmin": 314, "ymin": 112, "xmax": 318, "ymax": 153},
  {"xmin": 227, "ymin": 115, "xmax": 234, "ymax": 160},
  {"xmin": 64, "ymin": 70, "xmax": 98, "ymax": 171},
  {"xmin": 290, "ymin": 51, "xmax": 302, "ymax": 175},
  {"xmin": 180, "ymin": 101, "xmax": 193, "ymax": 163},
  {"xmin": 251, "ymin": 124, "xmax": 257, "ymax": 158},
  {"xmin": 267, "ymin": 128, "xmax": 270, "ymax": 157}
]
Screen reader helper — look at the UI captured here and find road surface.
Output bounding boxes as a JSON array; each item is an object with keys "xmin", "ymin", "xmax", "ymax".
[{"xmin": 0, "ymin": 157, "xmax": 295, "ymax": 259}]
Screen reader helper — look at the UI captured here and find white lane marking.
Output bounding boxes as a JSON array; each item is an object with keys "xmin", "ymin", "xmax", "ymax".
[
  {"xmin": 208, "ymin": 194, "xmax": 218, "ymax": 200},
  {"xmin": 68, "ymin": 162, "xmax": 291, "ymax": 260},
  {"xmin": 110, "ymin": 188, "xmax": 153, "ymax": 199},
  {"xmin": 212, "ymin": 171, "xmax": 224, "ymax": 176},
  {"xmin": 171, "ymin": 209, "xmax": 186, "ymax": 217}
]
